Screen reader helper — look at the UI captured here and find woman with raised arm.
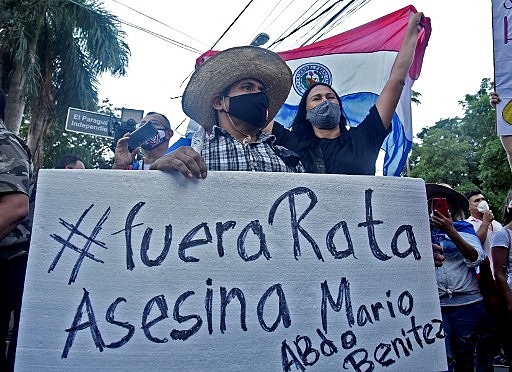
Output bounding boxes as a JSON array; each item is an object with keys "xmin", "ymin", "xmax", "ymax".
[{"xmin": 271, "ymin": 11, "xmax": 424, "ymax": 175}]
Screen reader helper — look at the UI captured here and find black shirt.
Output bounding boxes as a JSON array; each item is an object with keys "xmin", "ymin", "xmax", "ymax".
[{"xmin": 272, "ymin": 105, "xmax": 390, "ymax": 175}]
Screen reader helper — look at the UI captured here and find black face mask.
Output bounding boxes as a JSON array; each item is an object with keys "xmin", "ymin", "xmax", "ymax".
[{"xmin": 225, "ymin": 92, "xmax": 269, "ymax": 128}]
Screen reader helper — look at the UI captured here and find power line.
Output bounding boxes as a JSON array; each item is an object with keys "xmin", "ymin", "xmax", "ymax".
[
  {"xmin": 118, "ymin": 19, "xmax": 203, "ymax": 54},
  {"xmin": 267, "ymin": 0, "xmax": 325, "ymax": 50},
  {"xmin": 300, "ymin": 0, "xmax": 358, "ymax": 45},
  {"xmin": 177, "ymin": 0, "xmax": 258, "ymax": 92},
  {"xmin": 249, "ymin": 0, "xmax": 293, "ymax": 43},
  {"xmin": 208, "ymin": 0, "xmax": 255, "ymax": 50},
  {"xmin": 64, "ymin": 0, "xmax": 203, "ymax": 54},
  {"xmin": 267, "ymin": 0, "xmax": 344, "ymax": 48},
  {"xmin": 294, "ymin": 0, "xmax": 340, "ymax": 46},
  {"xmin": 267, "ymin": 0, "xmax": 372, "ymax": 50},
  {"xmin": 305, "ymin": 0, "xmax": 372, "ymax": 44},
  {"xmin": 110, "ymin": 0, "xmax": 208, "ymax": 48}
]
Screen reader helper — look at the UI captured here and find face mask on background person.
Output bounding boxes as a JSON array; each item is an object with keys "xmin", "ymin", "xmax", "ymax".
[
  {"xmin": 141, "ymin": 129, "xmax": 167, "ymax": 150},
  {"xmin": 477, "ymin": 200, "xmax": 490, "ymax": 213},
  {"xmin": 225, "ymin": 92, "xmax": 269, "ymax": 128},
  {"xmin": 306, "ymin": 100, "xmax": 341, "ymax": 130}
]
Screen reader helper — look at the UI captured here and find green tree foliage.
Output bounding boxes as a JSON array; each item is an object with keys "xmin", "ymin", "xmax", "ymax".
[
  {"xmin": 479, "ymin": 138, "xmax": 512, "ymax": 210},
  {"xmin": 409, "ymin": 78, "xmax": 511, "ymax": 216},
  {"xmin": 458, "ymin": 78, "xmax": 497, "ymax": 149},
  {"xmin": 410, "ymin": 119, "xmax": 478, "ymax": 188},
  {"xmin": 19, "ymin": 99, "xmax": 119, "ymax": 169},
  {"xmin": 0, "ymin": 0, "xmax": 130, "ymax": 171},
  {"xmin": 42, "ymin": 129, "xmax": 114, "ymax": 169},
  {"xmin": 43, "ymin": 99, "xmax": 119, "ymax": 169},
  {"xmin": 411, "ymin": 89, "xmax": 421, "ymax": 105}
]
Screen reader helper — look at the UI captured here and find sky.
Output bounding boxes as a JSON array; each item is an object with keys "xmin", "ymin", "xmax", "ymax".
[{"xmin": 98, "ymin": 1, "xmax": 494, "ymax": 142}]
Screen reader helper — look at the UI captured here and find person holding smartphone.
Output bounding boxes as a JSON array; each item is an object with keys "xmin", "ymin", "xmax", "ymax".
[
  {"xmin": 112, "ymin": 112, "xmax": 174, "ymax": 170},
  {"xmin": 426, "ymin": 183, "xmax": 492, "ymax": 372}
]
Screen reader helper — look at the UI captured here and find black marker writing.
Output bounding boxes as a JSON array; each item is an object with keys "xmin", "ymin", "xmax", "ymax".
[
  {"xmin": 269, "ymin": 187, "xmax": 323, "ymax": 261},
  {"xmin": 49, "ymin": 204, "xmax": 110, "ymax": 285}
]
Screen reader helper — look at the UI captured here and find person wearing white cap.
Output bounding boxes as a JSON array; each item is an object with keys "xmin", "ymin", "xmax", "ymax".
[{"xmin": 150, "ymin": 46, "xmax": 303, "ymax": 177}]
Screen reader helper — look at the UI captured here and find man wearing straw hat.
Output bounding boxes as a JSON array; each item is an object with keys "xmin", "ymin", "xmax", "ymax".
[{"xmin": 150, "ymin": 46, "xmax": 303, "ymax": 178}]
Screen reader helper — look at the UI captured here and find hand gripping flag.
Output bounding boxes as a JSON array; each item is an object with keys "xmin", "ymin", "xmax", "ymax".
[{"xmin": 276, "ymin": 5, "xmax": 431, "ymax": 176}]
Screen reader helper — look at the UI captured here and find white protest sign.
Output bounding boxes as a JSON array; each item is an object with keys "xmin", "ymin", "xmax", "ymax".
[
  {"xmin": 493, "ymin": 0, "xmax": 512, "ymax": 135},
  {"xmin": 16, "ymin": 170, "xmax": 446, "ymax": 371}
]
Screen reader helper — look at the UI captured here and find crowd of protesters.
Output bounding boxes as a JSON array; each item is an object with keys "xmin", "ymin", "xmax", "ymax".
[{"xmin": 2, "ymin": 11, "xmax": 512, "ymax": 371}]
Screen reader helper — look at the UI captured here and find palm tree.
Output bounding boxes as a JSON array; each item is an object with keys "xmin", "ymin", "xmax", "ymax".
[{"xmin": 0, "ymin": 0, "xmax": 130, "ymax": 169}]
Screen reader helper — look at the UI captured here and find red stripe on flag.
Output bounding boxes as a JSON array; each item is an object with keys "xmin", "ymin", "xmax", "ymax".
[{"xmin": 277, "ymin": 5, "xmax": 431, "ymax": 80}]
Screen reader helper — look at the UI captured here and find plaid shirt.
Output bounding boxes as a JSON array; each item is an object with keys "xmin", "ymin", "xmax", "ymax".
[{"xmin": 201, "ymin": 126, "xmax": 303, "ymax": 173}]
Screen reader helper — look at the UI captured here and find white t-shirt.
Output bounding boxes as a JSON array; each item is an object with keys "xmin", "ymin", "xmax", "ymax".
[
  {"xmin": 491, "ymin": 227, "xmax": 512, "ymax": 289},
  {"xmin": 466, "ymin": 217, "xmax": 503, "ymax": 272}
]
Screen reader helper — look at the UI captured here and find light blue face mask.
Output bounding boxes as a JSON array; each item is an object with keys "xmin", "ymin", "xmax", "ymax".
[{"xmin": 305, "ymin": 100, "xmax": 341, "ymax": 130}]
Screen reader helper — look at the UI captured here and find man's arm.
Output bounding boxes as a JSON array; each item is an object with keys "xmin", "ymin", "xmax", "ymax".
[
  {"xmin": 0, "ymin": 192, "xmax": 29, "ymax": 240},
  {"xmin": 431, "ymin": 211, "xmax": 481, "ymax": 263},
  {"xmin": 475, "ymin": 223, "xmax": 489, "ymax": 244},
  {"xmin": 493, "ymin": 246, "xmax": 512, "ymax": 312},
  {"xmin": 474, "ymin": 211, "xmax": 494, "ymax": 244},
  {"xmin": 376, "ymin": 11, "xmax": 423, "ymax": 129}
]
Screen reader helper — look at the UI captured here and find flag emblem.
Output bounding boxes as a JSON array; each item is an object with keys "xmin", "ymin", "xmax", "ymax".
[{"xmin": 292, "ymin": 63, "xmax": 333, "ymax": 95}]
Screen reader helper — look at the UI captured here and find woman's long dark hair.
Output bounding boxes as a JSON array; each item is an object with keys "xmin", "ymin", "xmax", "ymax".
[{"xmin": 290, "ymin": 82, "xmax": 347, "ymax": 153}]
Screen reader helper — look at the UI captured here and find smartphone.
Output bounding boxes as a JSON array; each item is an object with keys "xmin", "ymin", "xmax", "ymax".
[
  {"xmin": 432, "ymin": 197, "xmax": 449, "ymax": 218},
  {"xmin": 127, "ymin": 122, "xmax": 158, "ymax": 152}
]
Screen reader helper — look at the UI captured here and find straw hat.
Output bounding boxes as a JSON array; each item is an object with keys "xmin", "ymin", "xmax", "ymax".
[
  {"xmin": 182, "ymin": 46, "xmax": 292, "ymax": 130},
  {"xmin": 425, "ymin": 183, "xmax": 469, "ymax": 211}
]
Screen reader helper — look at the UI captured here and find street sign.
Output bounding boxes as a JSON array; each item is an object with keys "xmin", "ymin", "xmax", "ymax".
[{"xmin": 65, "ymin": 107, "xmax": 114, "ymax": 138}]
